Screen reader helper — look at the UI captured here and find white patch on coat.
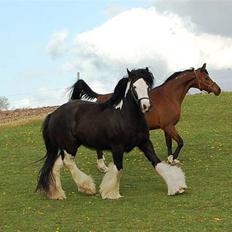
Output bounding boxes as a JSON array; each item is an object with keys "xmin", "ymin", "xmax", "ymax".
[
  {"xmin": 115, "ymin": 81, "xmax": 131, "ymax": 109},
  {"xmin": 99, "ymin": 163, "xmax": 123, "ymax": 199},
  {"xmin": 155, "ymin": 162, "xmax": 187, "ymax": 195},
  {"xmin": 63, "ymin": 152, "xmax": 96, "ymax": 195}
]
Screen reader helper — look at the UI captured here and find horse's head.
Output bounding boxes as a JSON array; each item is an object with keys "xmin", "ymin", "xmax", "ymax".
[
  {"xmin": 194, "ymin": 63, "xmax": 221, "ymax": 96},
  {"xmin": 127, "ymin": 67, "xmax": 154, "ymax": 113}
]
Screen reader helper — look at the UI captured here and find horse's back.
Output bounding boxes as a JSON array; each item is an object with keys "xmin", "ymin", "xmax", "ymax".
[
  {"xmin": 48, "ymin": 100, "xmax": 122, "ymax": 150},
  {"xmin": 47, "ymin": 100, "xmax": 101, "ymax": 146}
]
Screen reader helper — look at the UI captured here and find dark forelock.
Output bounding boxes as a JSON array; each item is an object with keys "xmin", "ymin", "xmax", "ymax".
[{"xmin": 129, "ymin": 68, "xmax": 154, "ymax": 87}]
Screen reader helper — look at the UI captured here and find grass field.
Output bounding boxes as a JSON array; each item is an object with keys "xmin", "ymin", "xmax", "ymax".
[{"xmin": 0, "ymin": 92, "xmax": 231, "ymax": 232}]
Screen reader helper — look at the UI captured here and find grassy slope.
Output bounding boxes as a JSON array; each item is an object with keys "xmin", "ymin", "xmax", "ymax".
[{"xmin": 0, "ymin": 93, "xmax": 231, "ymax": 232}]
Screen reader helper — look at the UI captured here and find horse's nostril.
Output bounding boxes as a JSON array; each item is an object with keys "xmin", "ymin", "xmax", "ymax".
[{"xmin": 143, "ymin": 104, "xmax": 149, "ymax": 112}]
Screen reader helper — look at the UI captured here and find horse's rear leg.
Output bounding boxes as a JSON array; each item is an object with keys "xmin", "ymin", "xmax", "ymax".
[
  {"xmin": 37, "ymin": 145, "xmax": 65, "ymax": 200},
  {"xmin": 96, "ymin": 150, "xmax": 108, "ymax": 173},
  {"xmin": 49, "ymin": 155, "xmax": 66, "ymax": 200},
  {"xmin": 100, "ymin": 147, "xmax": 123, "ymax": 199},
  {"xmin": 63, "ymin": 152, "xmax": 96, "ymax": 195},
  {"xmin": 165, "ymin": 132, "xmax": 172, "ymax": 157},
  {"xmin": 164, "ymin": 126, "xmax": 183, "ymax": 164}
]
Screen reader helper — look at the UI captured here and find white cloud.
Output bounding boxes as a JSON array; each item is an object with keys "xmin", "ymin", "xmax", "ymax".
[
  {"xmin": 196, "ymin": 34, "xmax": 232, "ymax": 70},
  {"xmin": 11, "ymin": 88, "xmax": 67, "ymax": 109},
  {"xmin": 46, "ymin": 30, "xmax": 69, "ymax": 59},
  {"xmin": 10, "ymin": 6, "xmax": 232, "ymax": 109},
  {"xmin": 11, "ymin": 98, "xmax": 32, "ymax": 109},
  {"xmin": 104, "ymin": 4, "xmax": 126, "ymax": 17},
  {"xmin": 61, "ymin": 7, "xmax": 232, "ymax": 88}
]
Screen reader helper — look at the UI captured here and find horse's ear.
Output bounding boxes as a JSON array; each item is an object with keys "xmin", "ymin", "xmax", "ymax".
[
  {"xmin": 127, "ymin": 69, "xmax": 132, "ymax": 80},
  {"xmin": 146, "ymin": 67, "xmax": 149, "ymax": 72},
  {"xmin": 201, "ymin": 63, "xmax": 207, "ymax": 71}
]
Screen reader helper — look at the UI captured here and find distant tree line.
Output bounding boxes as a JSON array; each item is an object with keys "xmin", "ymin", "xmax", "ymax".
[{"xmin": 0, "ymin": 97, "xmax": 9, "ymax": 110}]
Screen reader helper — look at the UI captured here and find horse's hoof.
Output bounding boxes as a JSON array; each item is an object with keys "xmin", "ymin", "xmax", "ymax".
[
  {"xmin": 173, "ymin": 159, "xmax": 181, "ymax": 165},
  {"xmin": 172, "ymin": 188, "xmax": 185, "ymax": 195},
  {"xmin": 167, "ymin": 156, "xmax": 182, "ymax": 166},
  {"xmin": 55, "ymin": 195, "xmax": 66, "ymax": 200},
  {"xmin": 97, "ymin": 166, "xmax": 109, "ymax": 173},
  {"xmin": 78, "ymin": 183, "xmax": 96, "ymax": 195},
  {"xmin": 167, "ymin": 155, "xmax": 174, "ymax": 164},
  {"xmin": 178, "ymin": 188, "xmax": 185, "ymax": 194},
  {"xmin": 101, "ymin": 191, "xmax": 123, "ymax": 200},
  {"xmin": 48, "ymin": 192, "xmax": 66, "ymax": 200}
]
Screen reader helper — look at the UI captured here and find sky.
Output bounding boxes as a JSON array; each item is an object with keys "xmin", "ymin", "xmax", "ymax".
[{"xmin": 0, "ymin": 0, "xmax": 232, "ymax": 109}]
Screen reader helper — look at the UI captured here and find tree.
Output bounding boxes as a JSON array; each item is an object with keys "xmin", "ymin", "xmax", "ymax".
[{"xmin": 0, "ymin": 96, "xmax": 9, "ymax": 110}]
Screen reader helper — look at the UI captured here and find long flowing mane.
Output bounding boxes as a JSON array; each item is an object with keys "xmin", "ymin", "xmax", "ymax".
[
  {"xmin": 99, "ymin": 77, "xmax": 129, "ymax": 110},
  {"xmin": 69, "ymin": 79, "xmax": 98, "ymax": 100},
  {"xmin": 100, "ymin": 68, "xmax": 154, "ymax": 110}
]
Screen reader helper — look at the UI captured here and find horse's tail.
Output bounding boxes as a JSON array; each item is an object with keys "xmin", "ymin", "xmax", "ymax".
[
  {"xmin": 70, "ymin": 79, "xmax": 99, "ymax": 100},
  {"xmin": 36, "ymin": 114, "xmax": 59, "ymax": 194}
]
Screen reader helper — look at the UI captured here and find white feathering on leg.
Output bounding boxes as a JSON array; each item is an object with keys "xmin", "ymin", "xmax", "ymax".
[
  {"xmin": 99, "ymin": 163, "xmax": 122, "ymax": 199},
  {"xmin": 97, "ymin": 157, "xmax": 109, "ymax": 173},
  {"xmin": 170, "ymin": 165, "xmax": 187, "ymax": 190},
  {"xmin": 49, "ymin": 156, "xmax": 66, "ymax": 200},
  {"xmin": 64, "ymin": 153, "xmax": 96, "ymax": 195},
  {"xmin": 155, "ymin": 162, "xmax": 187, "ymax": 195}
]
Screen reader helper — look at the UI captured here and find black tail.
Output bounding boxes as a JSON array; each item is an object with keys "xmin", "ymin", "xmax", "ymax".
[
  {"xmin": 70, "ymin": 79, "xmax": 99, "ymax": 100},
  {"xmin": 36, "ymin": 114, "xmax": 59, "ymax": 193}
]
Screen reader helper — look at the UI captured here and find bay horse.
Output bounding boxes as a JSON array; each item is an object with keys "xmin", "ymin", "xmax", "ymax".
[
  {"xmin": 36, "ymin": 68, "xmax": 187, "ymax": 200},
  {"xmin": 70, "ymin": 63, "xmax": 221, "ymax": 172}
]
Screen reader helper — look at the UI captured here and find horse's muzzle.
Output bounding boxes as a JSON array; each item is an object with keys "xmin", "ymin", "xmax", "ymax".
[
  {"xmin": 140, "ymin": 99, "xmax": 151, "ymax": 113},
  {"xmin": 213, "ymin": 85, "xmax": 221, "ymax": 96}
]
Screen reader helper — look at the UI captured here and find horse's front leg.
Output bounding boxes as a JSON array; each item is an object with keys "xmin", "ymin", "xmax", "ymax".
[
  {"xmin": 138, "ymin": 139, "xmax": 187, "ymax": 195},
  {"xmin": 99, "ymin": 147, "xmax": 123, "ymax": 199},
  {"xmin": 96, "ymin": 150, "xmax": 108, "ymax": 173},
  {"xmin": 164, "ymin": 126, "xmax": 183, "ymax": 164}
]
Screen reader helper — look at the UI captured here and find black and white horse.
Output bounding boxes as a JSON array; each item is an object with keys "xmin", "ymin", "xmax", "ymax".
[{"xmin": 36, "ymin": 68, "xmax": 187, "ymax": 200}]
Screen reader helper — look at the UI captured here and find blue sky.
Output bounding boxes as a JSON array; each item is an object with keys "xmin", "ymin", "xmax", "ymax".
[
  {"xmin": 0, "ymin": 1, "xmax": 140, "ymax": 107},
  {"xmin": 1, "ymin": 0, "xmax": 232, "ymax": 109}
]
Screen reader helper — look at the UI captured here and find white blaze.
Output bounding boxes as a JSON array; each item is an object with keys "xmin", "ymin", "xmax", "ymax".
[{"xmin": 133, "ymin": 78, "xmax": 150, "ymax": 113}]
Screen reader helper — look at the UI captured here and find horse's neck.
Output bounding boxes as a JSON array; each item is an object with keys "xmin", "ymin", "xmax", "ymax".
[
  {"xmin": 165, "ymin": 73, "xmax": 196, "ymax": 103},
  {"xmin": 121, "ymin": 95, "xmax": 146, "ymax": 125}
]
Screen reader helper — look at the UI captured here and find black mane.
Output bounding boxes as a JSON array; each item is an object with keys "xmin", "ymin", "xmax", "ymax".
[
  {"xmin": 100, "ymin": 77, "xmax": 129, "ymax": 109},
  {"xmin": 69, "ymin": 79, "xmax": 98, "ymax": 100},
  {"xmin": 164, "ymin": 71, "xmax": 183, "ymax": 83},
  {"xmin": 129, "ymin": 68, "xmax": 154, "ymax": 88},
  {"xmin": 157, "ymin": 69, "xmax": 193, "ymax": 87},
  {"xmin": 100, "ymin": 68, "xmax": 154, "ymax": 109},
  {"xmin": 165, "ymin": 69, "xmax": 194, "ymax": 83}
]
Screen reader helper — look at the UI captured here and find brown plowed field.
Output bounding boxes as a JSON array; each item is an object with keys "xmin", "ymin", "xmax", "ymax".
[{"xmin": 0, "ymin": 106, "xmax": 58, "ymax": 127}]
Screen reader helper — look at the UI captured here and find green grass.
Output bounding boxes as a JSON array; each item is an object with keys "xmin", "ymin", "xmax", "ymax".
[{"xmin": 0, "ymin": 92, "xmax": 231, "ymax": 232}]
